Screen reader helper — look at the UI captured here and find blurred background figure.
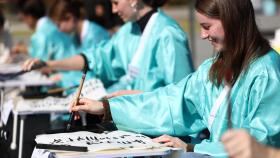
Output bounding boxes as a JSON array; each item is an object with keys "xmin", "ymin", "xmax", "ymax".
[
  {"xmin": 263, "ymin": 0, "xmax": 277, "ymax": 16},
  {"xmin": 11, "ymin": 0, "xmax": 50, "ymax": 59},
  {"xmin": 11, "ymin": 0, "xmax": 78, "ymax": 61},
  {"xmin": 252, "ymin": 0, "xmax": 278, "ymax": 16},
  {"xmin": 8, "ymin": 0, "xmax": 80, "ymax": 91},
  {"xmin": 0, "ymin": 8, "xmax": 13, "ymax": 63},
  {"xmin": 0, "ymin": 9, "xmax": 12, "ymax": 49},
  {"xmin": 252, "ymin": 0, "xmax": 263, "ymax": 13},
  {"xmin": 49, "ymin": 0, "xmax": 110, "ymax": 52},
  {"xmin": 47, "ymin": 0, "xmax": 112, "ymax": 90}
]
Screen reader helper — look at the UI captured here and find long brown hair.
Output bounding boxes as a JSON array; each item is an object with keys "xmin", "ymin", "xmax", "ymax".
[{"xmin": 195, "ymin": 0, "xmax": 271, "ymax": 86}]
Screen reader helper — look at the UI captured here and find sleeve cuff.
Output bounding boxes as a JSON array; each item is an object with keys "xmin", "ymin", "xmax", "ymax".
[
  {"xmin": 102, "ymin": 99, "xmax": 113, "ymax": 122},
  {"xmin": 194, "ymin": 140, "xmax": 227, "ymax": 157},
  {"xmin": 79, "ymin": 53, "xmax": 89, "ymax": 71}
]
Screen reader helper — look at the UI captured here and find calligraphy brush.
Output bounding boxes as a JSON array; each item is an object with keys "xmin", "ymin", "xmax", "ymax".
[{"xmin": 66, "ymin": 67, "xmax": 88, "ymax": 131}]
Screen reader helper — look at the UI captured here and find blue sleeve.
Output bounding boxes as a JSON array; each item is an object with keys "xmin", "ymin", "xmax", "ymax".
[{"xmin": 109, "ymin": 73, "xmax": 206, "ymax": 136}]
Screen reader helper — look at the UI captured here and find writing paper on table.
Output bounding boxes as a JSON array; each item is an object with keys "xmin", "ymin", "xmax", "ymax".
[{"xmin": 35, "ymin": 130, "xmax": 161, "ymax": 152}]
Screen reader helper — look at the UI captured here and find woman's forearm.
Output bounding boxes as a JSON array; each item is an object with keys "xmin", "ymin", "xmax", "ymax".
[{"xmin": 47, "ymin": 55, "xmax": 85, "ymax": 71}]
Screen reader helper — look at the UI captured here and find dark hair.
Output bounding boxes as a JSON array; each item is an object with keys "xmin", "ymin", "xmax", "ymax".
[
  {"xmin": 195, "ymin": 0, "xmax": 271, "ymax": 86},
  {"xmin": 48, "ymin": 0, "xmax": 86, "ymax": 22},
  {"xmin": 83, "ymin": 0, "xmax": 123, "ymax": 29},
  {"xmin": 0, "ymin": 9, "xmax": 5, "ymax": 28},
  {"xmin": 142, "ymin": 0, "xmax": 168, "ymax": 8},
  {"xmin": 19, "ymin": 0, "xmax": 46, "ymax": 19}
]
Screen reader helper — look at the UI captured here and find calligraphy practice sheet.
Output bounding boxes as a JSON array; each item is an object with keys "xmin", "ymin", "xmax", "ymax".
[
  {"xmin": 35, "ymin": 130, "xmax": 161, "ymax": 152},
  {"xmin": 14, "ymin": 78, "xmax": 107, "ymax": 113},
  {"xmin": 15, "ymin": 97, "xmax": 70, "ymax": 113},
  {"xmin": 66, "ymin": 78, "xmax": 107, "ymax": 100}
]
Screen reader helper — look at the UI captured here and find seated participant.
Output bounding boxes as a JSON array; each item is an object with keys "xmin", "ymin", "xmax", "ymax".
[
  {"xmin": 0, "ymin": 9, "xmax": 12, "ymax": 49},
  {"xmin": 0, "ymin": 9, "xmax": 13, "ymax": 64},
  {"xmin": 69, "ymin": 0, "xmax": 280, "ymax": 156},
  {"xmin": 12, "ymin": 0, "xmax": 77, "ymax": 61},
  {"xmin": 47, "ymin": 0, "xmax": 110, "ymax": 86},
  {"xmin": 50, "ymin": 0, "xmax": 110, "ymax": 51},
  {"xmin": 23, "ymin": 0, "xmax": 194, "ymax": 94},
  {"xmin": 14, "ymin": 0, "xmax": 85, "ymax": 89}
]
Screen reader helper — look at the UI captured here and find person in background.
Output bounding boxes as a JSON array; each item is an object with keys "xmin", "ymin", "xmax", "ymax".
[
  {"xmin": 23, "ymin": 0, "xmax": 194, "ymax": 96},
  {"xmin": 12, "ymin": 0, "xmax": 88, "ymax": 90},
  {"xmin": 46, "ymin": 0, "xmax": 111, "ymax": 88},
  {"xmin": 0, "ymin": 9, "xmax": 13, "ymax": 64},
  {"xmin": 50, "ymin": 0, "xmax": 110, "ymax": 52},
  {"xmin": 68, "ymin": 0, "xmax": 280, "ymax": 157},
  {"xmin": 222, "ymin": 129, "xmax": 280, "ymax": 158},
  {"xmin": 11, "ymin": 0, "xmax": 55, "ymax": 60},
  {"xmin": 10, "ymin": 0, "xmax": 80, "ymax": 129},
  {"xmin": 11, "ymin": 0, "xmax": 78, "ymax": 61},
  {"xmin": 0, "ymin": 9, "xmax": 13, "ymax": 49}
]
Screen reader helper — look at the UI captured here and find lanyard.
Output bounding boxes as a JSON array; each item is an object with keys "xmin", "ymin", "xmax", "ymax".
[
  {"xmin": 128, "ymin": 13, "xmax": 159, "ymax": 78},
  {"xmin": 208, "ymin": 85, "xmax": 230, "ymax": 130},
  {"xmin": 112, "ymin": 13, "xmax": 159, "ymax": 90}
]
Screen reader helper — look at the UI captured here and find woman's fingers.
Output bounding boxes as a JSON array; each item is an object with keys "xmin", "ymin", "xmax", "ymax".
[
  {"xmin": 69, "ymin": 98, "xmax": 105, "ymax": 115},
  {"xmin": 72, "ymin": 104, "xmax": 89, "ymax": 112},
  {"xmin": 70, "ymin": 98, "xmax": 91, "ymax": 113},
  {"xmin": 22, "ymin": 58, "xmax": 41, "ymax": 71},
  {"xmin": 22, "ymin": 59, "xmax": 32, "ymax": 71},
  {"xmin": 78, "ymin": 98, "xmax": 90, "ymax": 104},
  {"xmin": 153, "ymin": 136, "xmax": 177, "ymax": 148},
  {"xmin": 74, "ymin": 113, "xmax": 80, "ymax": 120},
  {"xmin": 153, "ymin": 135, "xmax": 188, "ymax": 150},
  {"xmin": 162, "ymin": 141, "xmax": 175, "ymax": 147},
  {"xmin": 153, "ymin": 135, "xmax": 172, "ymax": 143}
]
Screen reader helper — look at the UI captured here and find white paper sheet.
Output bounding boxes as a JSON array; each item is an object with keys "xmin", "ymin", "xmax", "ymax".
[
  {"xmin": 67, "ymin": 78, "xmax": 107, "ymax": 100},
  {"xmin": 15, "ymin": 97, "xmax": 70, "ymax": 113},
  {"xmin": 0, "ymin": 71, "xmax": 54, "ymax": 87},
  {"xmin": 35, "ymin": 130, "xmax": 161, "ymax": 152},
  {"xmin": 1, "ymin": 99, "xmax": 13, "ymax": 125}
]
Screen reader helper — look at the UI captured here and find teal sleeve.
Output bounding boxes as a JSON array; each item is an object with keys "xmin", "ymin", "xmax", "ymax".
[
  {"xmin": 245, "ymin": 73, "xmax": 280, "ymax": 147},
  {"xmin": 194, "ymin": 140, "xmax": 227, "ymax": 157},
  {"xmin": 194, "ymin": 57, "xmax": 280, "ymax": 156},
  {"xmin": 109, "ymin": 74, "xmax": 206, "ymax": 136},
  {"xmin": 193, "ymin": 74, "xmax": 280, "ymax": 157}
]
